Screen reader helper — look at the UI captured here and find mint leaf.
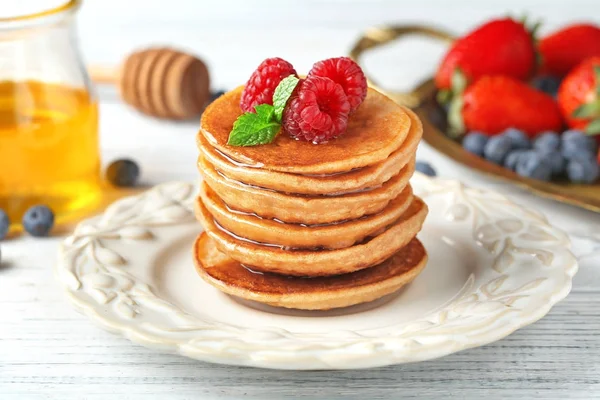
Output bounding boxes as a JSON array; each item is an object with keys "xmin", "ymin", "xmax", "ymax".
[
  {"xmin": 273, "ymin": 75, "xmax": 300, "ymax": 122},
  {"xmin": 254, "ymin": 104, "xmax": 276, "ymax": 120},
  {"xmin": 226, "ymin": 77, "xmax": 298, "ymax": 147},
  {"xmin": 227, "ymin": 105, "xmax": 281, "ymax": 146}
]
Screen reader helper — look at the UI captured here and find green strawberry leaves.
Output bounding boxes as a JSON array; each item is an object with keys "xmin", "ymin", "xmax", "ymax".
[
  {"xmin": 447, "ymin": 68, "xmax": 468, "ymax": 137},
  {"xmin": 586, "ymin": 119, "xmax": 600, "ymax": 135},
  {"xmin": 595, "ymin": 65, "xmax": 600, "ymax": 97},
  {"xmin": 227, "ymin": 75, "xmax": 299, "ymax": 147},
  {"xmin": 573, "ymin": 101, "xmax": 600, "ymax": 119},
  {"xmin": 572, "ymin": 65, "xmax": 600, "ymax": 136}
]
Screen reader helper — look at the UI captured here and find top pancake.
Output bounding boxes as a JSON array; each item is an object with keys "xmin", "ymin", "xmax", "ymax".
[{"xmin": 199, "ymin": 86, "xmax": 411, "ymax": 174}]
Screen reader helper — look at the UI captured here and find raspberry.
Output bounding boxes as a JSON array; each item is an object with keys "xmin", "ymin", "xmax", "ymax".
[
  {"xmin": 282, "ymin": 76, "xmax": 351, "ymax": 143},
  {"xmin": 308, "ymin": 57, "xmax": 367, "ymax": 112},
  {"xmin": 240, "ymin": 58, "xmax": 297, "ymax": 113}
]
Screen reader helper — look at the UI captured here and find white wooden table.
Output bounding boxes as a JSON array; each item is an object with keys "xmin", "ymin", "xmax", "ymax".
[{"xmin": 1, "ymin": 1, "xmax": 600, "ymax": 398}]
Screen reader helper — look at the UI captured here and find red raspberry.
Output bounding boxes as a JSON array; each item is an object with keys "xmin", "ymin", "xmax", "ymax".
[
  {"xmin": 282, "ymin": 76, "xmax": 351, "ymax": 143},
  {"xmin": 308, "ymin": 57, "xmax": 367, "ymax": 112},
  {"xmin": 240, "ymin": 57, "xmax": 297, "ymax": 113}
]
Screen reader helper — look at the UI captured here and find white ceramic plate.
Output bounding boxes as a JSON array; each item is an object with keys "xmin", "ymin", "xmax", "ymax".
[{"xmin": 56, "ymin": 175, "xmax": 578, "ymax": 370}]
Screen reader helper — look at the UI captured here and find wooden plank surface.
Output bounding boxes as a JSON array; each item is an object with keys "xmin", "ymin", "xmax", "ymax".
[{"xmin": 1, "ymin": 1, "xmax": 600, "ymax": 398}]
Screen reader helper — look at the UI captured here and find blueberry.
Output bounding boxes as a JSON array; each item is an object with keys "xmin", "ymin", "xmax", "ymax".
[
  {"xmin": 483, "ymin": 135, "xmax": 512, "ymax": 164},
  {"xmin": 415, "ymin": 161, "xmax": 437, "ymax": 177},
  {"xmin": 462, "ymin": 131, "xmax": 489, "ymax": 156},
  {"xmin": 502, "ymin": 128, "xmax": 531, "ymax": 150},
  {"xmin": 22, "ymin": 205, "xmax": 54, "ymax": 237},
  {"xmin": 0, "ymin": 209, "xmax": 8, "ymax": 240},
  {"xmin": 538, "ymin": 149, "xmax": 566, "ymax": 176},
  {"xmin": 209, "ymin": 90, "xmax": 226, "ymax": 104},
  {"xmin": 566, "ymin": 155, "xmax": 600, "ymax": 183},
  {"xmin": 504, "ymin": 150, "xmax": 528, "ymax": 171},
  {"xmin": 531, "ymin": 75, "xmax": 561, "ymax": 97},
  {"xmin": 106, "ymin": 159, "xmax": 140, "ymax": 187},
  {"xmin": 561, "ymin": 129, "xmax": 598, "ymax": 160},
  {"xmin": 515, "ymin": 151, "xmax": 553, "ymax": 181},
  {"xmin": 534, "ymin": 131, "xmax": 561, "ymax": 152},
  {"xmin": 562, "ymin": 142, "xmax": 597, "ymax": 162}
]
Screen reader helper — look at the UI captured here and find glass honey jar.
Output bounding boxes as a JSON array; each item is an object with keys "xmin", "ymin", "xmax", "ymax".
[{"xmin": 0, "ymin": 0, "xmax": 100, "ymax": 226}]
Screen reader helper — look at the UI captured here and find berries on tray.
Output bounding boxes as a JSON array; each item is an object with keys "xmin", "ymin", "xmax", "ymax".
[
  {"xmin": 106, "ymin": 159, "xmax": 141, "ymax": 187},
  {"xmin": 415, "ymin": 161, "xmax": 437, "ymax": 177},
  {"xmin": 283, "ymin": 76, "xmax": 351, "ymax": 143},
  {"xmin": 462, "ymin": 131, "xmax": 488, "ymax": 156},
  {"xmin": 483, "ymin": 135, "xmax": 512, "ymax": 165},
  {"xmin": 504, "ymin": 150, "xmax": 528, "ymax": 171},
  {"xmin": 566, "ymin": 155, "xmax": 600, "ymax": 183},
  {"xmin": 533, "ymin": 131, "xmax": 561, "ymax": 152},
  {"xmin": 435, "ymin": 18, "xmax": 536, "ymax": 90},
  {"xmin": 557, "ymin": 56, "xmax": 600, "ymax": 134},
  {"xmin": 543, "ymin": 150, "xmax": 567, "ymax": 176},
  {"xmin": 461, "ymin": 125, "xmax": 599, "ymax": 183},
  {"xmin": 308, "ymin": 57, "xmax": 367, "ymax": 112},
  {"xmin": 448, "ymin": 72, "xmax": 563, "ymax": 136},
  {"xmin": 240, "ymin": 58, "xmax": 298, "ymax": 113},
  {"xmin": 539, "ymin": 23, "xmax": 600, "ymax": 77},
  {"xmin": 0, "ymin": 209, "xmax": 9, "ymax": 240},
  {"xmin": 515, "ymin": 151, "xmax": 553, "ymax": 181},
  {"xmin": 503, "ymin": 128, "xmax": 532, "ymax": 150},
  {"xmin": 435, "ymin": 17, "xmax": 600, "ymax": 185},
  {"xmin": 561, "ymin": 129, "xmax": 598, "ymax": 160},
  {"xmin": 22, "ymin": 205, "xmax": 54, "ymax": 237}
]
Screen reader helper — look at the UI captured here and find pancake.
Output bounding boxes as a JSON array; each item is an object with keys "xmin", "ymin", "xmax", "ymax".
[
  {"xmin": 199, "ymin": 86, "xmax": 411, "ymax": 174},
  {"xmin": 199, "ymin": 155, "xmax": 415, "ymax": 224},
  {"xmin": 194, "ymin": 233, "xmax": 428, "ymax": 310},
  {"xmin": 197, "ymin": 107, "xmax": 422, "ymax": 195},
  {"xmin": 196, "ymin": 196, "xmax": 428, "ymax": 276},
  {"xmin": 196, "ymin": 181, "xmax": 414, "ymax": 250}
]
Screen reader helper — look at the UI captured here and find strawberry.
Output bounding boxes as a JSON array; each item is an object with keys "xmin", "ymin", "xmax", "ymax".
[
  {"xmin": 435, "ymin": 18, "xmax": 536, "ymax": 90},
  {"xmin": 448, "ymin": 71, "xmax": 563, "ymax": 137},
  {"xmin": 539, "ymin": 23, "xmax": 600, "ymax": 77},
  {"xmin": 557, "ymin": 56, "xmax": 600, "ymax": 135}
]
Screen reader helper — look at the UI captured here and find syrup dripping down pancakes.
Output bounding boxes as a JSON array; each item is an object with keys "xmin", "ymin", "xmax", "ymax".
[{"xmin": 194, "ymin": 87, "xmax": 428, "ymax": 310}]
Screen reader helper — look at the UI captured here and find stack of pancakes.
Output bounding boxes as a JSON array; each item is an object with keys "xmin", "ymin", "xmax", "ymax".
[{"xmin": 194, "ymin": 86, "xmax": 428, "ymax": 310}]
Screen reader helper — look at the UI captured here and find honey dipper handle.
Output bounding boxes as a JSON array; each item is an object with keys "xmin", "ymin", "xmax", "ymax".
[{"xmin": 88, "ymin": 65, "xmax": 119, "ymax": 85}]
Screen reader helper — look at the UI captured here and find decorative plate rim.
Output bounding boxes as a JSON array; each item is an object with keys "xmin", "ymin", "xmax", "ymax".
[{"xmin": 55, "ymin": 175, "xmax": 578, "ymax": 370}]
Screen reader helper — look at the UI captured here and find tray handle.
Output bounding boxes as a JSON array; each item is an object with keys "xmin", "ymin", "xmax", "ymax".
[{"xmin": 349, "ymin": 25, "xmax": 455, "ymax": 108}]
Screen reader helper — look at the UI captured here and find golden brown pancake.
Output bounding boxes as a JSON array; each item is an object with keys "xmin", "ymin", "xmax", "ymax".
[
  {"xmin": 199, "ymin": 155, "xmax": 415, "ymax": 224},
  {"xmin": 194, "ymin": 233, "xmax": 428, "ymax": 310},
  {"xmin": 197, "ymin": 107, "xmax": 422, "ymax": 195},
  {"xmin": 199, "ymin": 86, "xmax": 411, "ymax": 174},
  {"xmin": 196, "ymin": 181, "xmax": 414, "ymax": 250},
  {"xmin": 196, "ymin": 196, "xmax": 428, "ymax": 276}
]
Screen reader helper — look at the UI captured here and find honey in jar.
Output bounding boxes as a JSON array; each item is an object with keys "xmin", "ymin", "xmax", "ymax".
[
  {"xmin": 0, "ymin": 0, "xmax": 101, "ymax": 226},
  {"xmin": 0, "ymin": 80, "xmax": 100, "ymax": 223}
]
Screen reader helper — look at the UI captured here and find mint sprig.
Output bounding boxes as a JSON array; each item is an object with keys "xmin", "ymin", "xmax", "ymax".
[
  {"xmin": 227, "ymin": 76, "xmax": 299, "ymax": 146},
  {"xmin": 227, "ymin": 105, "xmax": 281, "ymax": 146},
  {"xmin": 273, "ymin": 75, "xmax": 299, "ymax": 122}
]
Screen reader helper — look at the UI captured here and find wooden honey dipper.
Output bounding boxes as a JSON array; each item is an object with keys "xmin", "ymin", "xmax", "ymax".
[{"xmin": 89, "ymin": 48, "xmax": 210, "ymax": 120}]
